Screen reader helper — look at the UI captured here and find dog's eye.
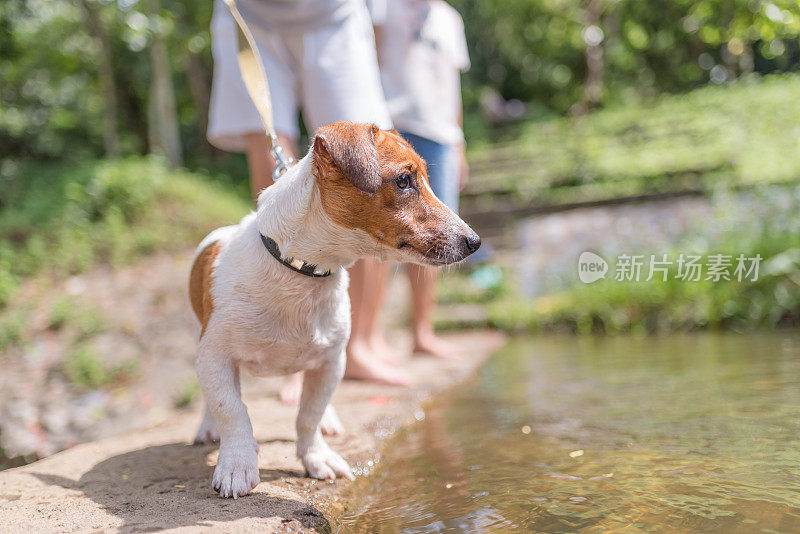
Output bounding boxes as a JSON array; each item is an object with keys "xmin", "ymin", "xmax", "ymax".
[{"xmin": 395, "ymin": 174, "xmax": 411, "ymax": 190}]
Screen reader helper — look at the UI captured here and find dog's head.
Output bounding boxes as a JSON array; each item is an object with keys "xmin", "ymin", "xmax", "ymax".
[{"xmin": 312, "ymin": 122, "xmax": 480, "ymax": 266}]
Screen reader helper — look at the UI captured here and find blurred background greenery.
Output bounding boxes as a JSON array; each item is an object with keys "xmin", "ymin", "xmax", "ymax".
[{"xmin": 2, "ymin": 0, "xmax": 798, "ymax": 163}]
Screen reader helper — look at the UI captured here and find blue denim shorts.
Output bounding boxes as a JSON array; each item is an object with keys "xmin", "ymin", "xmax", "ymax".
[{"xmin": 399, "ymin": 131, "xmax": 459, "ymax": 213}]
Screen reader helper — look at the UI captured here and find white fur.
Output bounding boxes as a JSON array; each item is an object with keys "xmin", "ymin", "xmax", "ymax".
[
  {"xmin": 193, "ymin": 143, "xmax": 476, "ymax": 498},
  {"xmin": 192, "ymin": 151, "xmax": 424, "ymax": 498}
]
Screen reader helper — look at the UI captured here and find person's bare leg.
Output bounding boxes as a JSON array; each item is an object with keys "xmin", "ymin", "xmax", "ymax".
[
  {"xmin": 345, "ymin": 259, "xmax": 410, "ymax": 385},
  {"xmin": 279, "ymin": 372, "xmax": 304, "ymax": 406},
  {"xmin": 408, "ymin": 263, "xmax": 461, "ymax": 358},
  {"xmin": 246, "ymin": 132, "xmax": 297, "ymax": 202},
  {"xmin": 366, "ymin": 262, "xmax": 402, "ymax": 363}
]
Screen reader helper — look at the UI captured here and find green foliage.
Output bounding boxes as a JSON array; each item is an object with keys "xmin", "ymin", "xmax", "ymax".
[
  {"xmin": 464, "ymin": 74, "xmax": 800, "ymax": 209},
  {"xmin": 174, "ymin": 378, "xmax": 200, "ymax": 409},
  {"xmin": 48, "ymin": 297, "xmax": 106, "ymax": 339},
  {"xmin": 0, "ymin": 156, "xmax": 249, "ymax": 308},
  {"xmin": 486, "ymin": 185, "xmax": 800, "ymax": 333},
  {"xmin": 48, "ymin": 298, "xmax": 77, "ymax": 331},
  {"xmin": 64, "ymin": 345, "xmax": 139, "ymax": 391},
  {"xmin": 0, "ymin": 259, "xmax": 18, "ymax": 309},
  {"xmin": 438, "ymin": 265, "xmax": 509, "ymax": 305},
  {"xmin": 2, "ymin": 0, "xmax": 798, "ymax": 163},
  {"xmin": 0, "ymin": 0, "xmax": 215, "ymax": 161},
  {"xmin": 64, "ymin": 347, "xmax": 107, "ymax": 390},
  {"xmin": 0, "ymin": 1, "xmax": 100, "ymax": 159},
  {"xmin": 452, "ymin": 0, "xmax": 800, "ymax": 115},
  {"xmin": 78, "ymin": 159, "xmax": 162, "ymax": 221},
  {"xmin": 0, "ymin": 310, "xmax": 27, "ymax": 352}
]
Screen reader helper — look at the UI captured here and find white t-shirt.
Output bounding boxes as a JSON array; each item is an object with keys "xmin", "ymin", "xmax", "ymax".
[{"xmin": 370, "ymin": 0, "xmax": 470, "ymax": 146}]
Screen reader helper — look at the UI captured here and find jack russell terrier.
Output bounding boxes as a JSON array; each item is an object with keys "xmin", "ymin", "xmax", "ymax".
[{"xmin": 189, "ymin": 122, "xmax": 481, "ymax": 498}]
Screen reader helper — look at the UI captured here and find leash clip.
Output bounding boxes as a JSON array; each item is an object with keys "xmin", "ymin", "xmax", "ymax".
[{"xmin": 268, "ymin": 132, "xmax": 293, "ymax": 181}]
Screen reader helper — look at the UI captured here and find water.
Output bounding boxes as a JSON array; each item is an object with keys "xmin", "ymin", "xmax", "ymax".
[{"xmin": 337, "ymin": 334, "xmax": 800, "ymax": 532}]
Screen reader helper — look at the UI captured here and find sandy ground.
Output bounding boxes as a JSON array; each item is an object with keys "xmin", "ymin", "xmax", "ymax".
[
  {"xmin": 0, "ymin": 330, "xmax": 503, "ymax": 533},
  {"xmin": 0, "ymin": 251, "xmax": 207, "ymax": 462}
]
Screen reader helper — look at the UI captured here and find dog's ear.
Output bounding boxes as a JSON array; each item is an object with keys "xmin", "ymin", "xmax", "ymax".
[{"xmin": 313, "ymin": 123, "xmax": 382, "ymax": 193}]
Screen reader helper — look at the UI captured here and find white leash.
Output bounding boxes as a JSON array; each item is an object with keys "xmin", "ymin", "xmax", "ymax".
[{"xmin": 222, "ymin": 0, "xmax": 293, "ymax": 181}]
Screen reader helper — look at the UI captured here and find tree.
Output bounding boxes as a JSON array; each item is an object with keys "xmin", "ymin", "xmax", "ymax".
[
  {"xmin": 79, "ymin": 0, "xmax": 120, "ymax": 157},
  {"xmin": 146, "ymin": 0, "xmax": 181, "ymax": 168},
  {"xmin": 583, "ymin": 0, "xmax": 605, "ymax": 111}
]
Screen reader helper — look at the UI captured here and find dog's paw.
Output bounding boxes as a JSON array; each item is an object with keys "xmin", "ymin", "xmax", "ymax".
[
  {"xmin": 194, "ymin": 418, "xmax": 220, "ymax": 444},
  {"xmin": 320, "ymin": 405, "xmax": 344, "ymax": 436},
  {"xmin": 213, "ymin": 439, "xmax": 260, "ymax": 498},
  {"xmin": 301, "ymin": 444, "xmax": 354, "ymax": 481}
]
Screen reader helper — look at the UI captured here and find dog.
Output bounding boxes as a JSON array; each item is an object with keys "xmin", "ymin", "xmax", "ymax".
[{"xmin": 189, "ymin": 122, "xmax": 481, "ymax": 498}]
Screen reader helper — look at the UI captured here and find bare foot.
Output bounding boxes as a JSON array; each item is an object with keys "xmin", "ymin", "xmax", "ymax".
[
  {"xmin": 369, "ymin": 333, "xmax": 403, "ymax": 364},
  {"xmin": 345, "ymin": 342, "xmax": 411, "ymax": 385},
  {"xmin": 279, "ymin": 372, "xmax": 303, "ymax": 406},
  {"xmin": 413, "ymin": 332, "xmax": 463, "ymax": 359}
]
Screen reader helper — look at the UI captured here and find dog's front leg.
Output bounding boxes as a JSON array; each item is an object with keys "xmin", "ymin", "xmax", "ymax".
[
  {"xmin": 196, "ymin": 347, "xmax": 259, "ymax": 498},
  {"xmin": 297, "ymin": 353, "xmax": 354, "ymax": 480}
]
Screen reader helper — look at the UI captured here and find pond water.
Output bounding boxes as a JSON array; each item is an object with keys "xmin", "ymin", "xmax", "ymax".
[{"xmin": 336, "ymin": 334, "xmax": 800, "ymax": 532}]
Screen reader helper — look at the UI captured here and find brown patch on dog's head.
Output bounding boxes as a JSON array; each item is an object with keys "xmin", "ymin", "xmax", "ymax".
[
  {"xmin": 189, "ymin": 241, "xmax": 221, "ymax": 337},
  {"xmin": 313, "ymin": 122, "xmax": 480, "ymax": 265},
  {"xmin": 313, "ymin": 123, "xmax": 382, "ymax": 194}
]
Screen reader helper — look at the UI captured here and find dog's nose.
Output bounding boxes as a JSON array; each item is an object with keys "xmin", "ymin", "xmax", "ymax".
[{"xmin": 464, "ymin": 232, "xmax": 481, "ymax": 254}]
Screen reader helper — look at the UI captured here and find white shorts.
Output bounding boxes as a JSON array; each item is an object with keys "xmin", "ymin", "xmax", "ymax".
[{"xmin": 207, "ymin": 0, "xmax": 392, "ymax": 152}]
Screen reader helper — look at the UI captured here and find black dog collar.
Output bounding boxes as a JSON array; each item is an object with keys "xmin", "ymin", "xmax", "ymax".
[{"xmin": 260, "ymin": 234, "xmax": 332, "ymax": 278}]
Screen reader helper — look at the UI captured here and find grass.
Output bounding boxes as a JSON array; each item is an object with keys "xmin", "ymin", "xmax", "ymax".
[
  {"xmin": 48, "ymin": 297, "xmax": 107, "ymax": 340},
  {"xmin": 63, "ymin": 346, "xmax": 139, "ymax": 391},
  {"xmin": 463, "ymin": 74, "xmax": 800, "ymax": 210},
  {"xmin": 0, "ymin": 309, "xmax": 27, "ymax": 352},
  {"xmin": 0, "ymin": 156, "xmax": 250, "ymax": 309},
  {"xmin": 437, "ymin": 264, "xmax": 507, "ymax": 305},
  {"xmin": 174, "ymin": 378, "xmax": 201, "ymax": 409}
]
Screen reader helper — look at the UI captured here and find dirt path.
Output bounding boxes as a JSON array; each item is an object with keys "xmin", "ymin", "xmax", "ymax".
[
  {"xmin": 0, "ymin": 251, "xmax": 205, "ymax": 464},
  {"xmin": 0, "ymin": 330, "xmax": 503, "ymax": 533}
]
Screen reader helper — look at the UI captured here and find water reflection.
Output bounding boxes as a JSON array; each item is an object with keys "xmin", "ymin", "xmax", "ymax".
[{"xmin": 337, "ymin": 334, "xmax": 800, "ymax": 532}]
